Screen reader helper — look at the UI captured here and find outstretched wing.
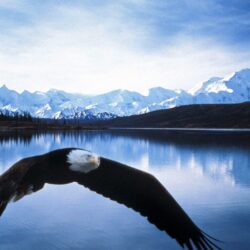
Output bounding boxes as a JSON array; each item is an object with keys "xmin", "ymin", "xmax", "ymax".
[
  {"xmin": 0, "ymin": 156, "xmax": 44, "ymax": 216},
  {"xmin": 77, "ymin": 157, "xmax": 220, "ymax": 250}
]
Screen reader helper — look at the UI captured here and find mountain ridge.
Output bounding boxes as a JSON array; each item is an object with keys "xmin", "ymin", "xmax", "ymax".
[{"xmin": 0, "ymin": 68, "xmax": 250, "ymax": 119}]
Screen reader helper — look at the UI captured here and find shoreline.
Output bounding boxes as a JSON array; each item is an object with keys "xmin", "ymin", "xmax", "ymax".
[
  {"xmin": 1, "ymin": 125, "xmax": 250, "ymax": 134},
  {"xmin": 108, "ymin": 127, "xmax": 250, "ymax": 133}
]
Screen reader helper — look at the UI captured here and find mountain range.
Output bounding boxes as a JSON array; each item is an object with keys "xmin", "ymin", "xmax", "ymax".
[{"xmin": 0, "ymin": 68, "xmax": 250, "ymax": 119}]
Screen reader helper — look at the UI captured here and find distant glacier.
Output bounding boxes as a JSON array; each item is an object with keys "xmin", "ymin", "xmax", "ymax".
[{"xmin": 0, "ymin": 68, "xmax": 250, "ymax": 119}]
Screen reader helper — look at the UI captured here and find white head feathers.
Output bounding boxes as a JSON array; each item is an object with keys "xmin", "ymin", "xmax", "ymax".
[{"xmin": 67, "ymin": 149, "xmax": 100, "ymax": 173}]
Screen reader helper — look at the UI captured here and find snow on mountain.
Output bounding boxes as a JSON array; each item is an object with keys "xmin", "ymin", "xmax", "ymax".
[
  {"xmin": 0, "ymin": 68, "xmax": 250, "ymax": 119},
  {"xmin": 191, "ymin": 68, "xmax": 250, "ymax": 104},
  {"xmin": 189, "ymin": 77, "xmax": 224, "ymax": 95},
  {"xmin": 226, "ymin": 68, "xmax": 250, "ymax": 100}
]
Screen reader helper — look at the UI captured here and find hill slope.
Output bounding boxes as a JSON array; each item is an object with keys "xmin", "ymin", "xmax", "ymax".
[{"xmin": 104, "ymin": 102, "xmax": 250, "ymax": 128}]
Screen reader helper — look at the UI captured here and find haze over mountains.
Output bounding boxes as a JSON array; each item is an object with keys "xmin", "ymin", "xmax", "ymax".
[{"xmin": 0, "ymin": 68, "xmax": 250, "ymax": 119}]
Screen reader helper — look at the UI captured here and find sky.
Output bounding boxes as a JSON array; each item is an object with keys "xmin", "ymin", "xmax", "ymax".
[{"xmin": 0, "ymin": 0, "xmax": 250, "ymax": 94}]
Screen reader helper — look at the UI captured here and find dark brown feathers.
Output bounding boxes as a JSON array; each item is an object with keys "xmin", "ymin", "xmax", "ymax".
[{"xmin": 77, "ymin": 157, "xmax": 221, "ymax": 250}]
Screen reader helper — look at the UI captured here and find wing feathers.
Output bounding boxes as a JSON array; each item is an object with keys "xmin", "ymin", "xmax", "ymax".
[
  {"xmin": 0, "ymin": 157, "xmax": 42, "ymax": 215},
  {"xmin": 77, "ymin": 157, "xmax": 220, "ymax": 250},
  {"xmin": 0, "ymin": 200, "xmax": 8, "ymax": 216}
]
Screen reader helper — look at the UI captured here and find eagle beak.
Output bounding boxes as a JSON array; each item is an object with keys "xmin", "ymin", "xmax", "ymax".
[{"xmin": 89, "ymin": 155, "xmax": 100, "ymax": 166}]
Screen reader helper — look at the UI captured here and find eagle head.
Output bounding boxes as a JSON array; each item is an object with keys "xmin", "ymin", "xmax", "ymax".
[{"xmin": 67, "ymin": 149, "xmax": 100, "ymax": 173}]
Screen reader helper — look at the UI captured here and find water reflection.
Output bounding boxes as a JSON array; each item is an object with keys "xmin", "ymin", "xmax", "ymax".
[{"xmin": 0, "ymin": 130, "xmax": 250, "ymax": 249}]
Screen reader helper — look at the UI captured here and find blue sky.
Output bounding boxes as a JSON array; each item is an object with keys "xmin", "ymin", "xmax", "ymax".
[{"xmin": 0, "ymin": 0, "xmax": 249, "ymax": 94}]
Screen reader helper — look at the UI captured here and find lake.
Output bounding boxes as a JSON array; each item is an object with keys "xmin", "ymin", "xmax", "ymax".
[{"xmin": 0, "ymin": 129, "xmax": 250, "ymax": 250}]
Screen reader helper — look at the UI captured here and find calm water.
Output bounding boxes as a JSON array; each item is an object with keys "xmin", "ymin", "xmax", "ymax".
[{"xmin": 0, "ymin": 130, "xmax": 250, "ymax": 250}]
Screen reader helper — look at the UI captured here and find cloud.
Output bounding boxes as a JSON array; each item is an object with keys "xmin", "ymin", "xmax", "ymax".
[{"xmin": 0, "ymin": 1, "xmax": 249, "ymax": 94}]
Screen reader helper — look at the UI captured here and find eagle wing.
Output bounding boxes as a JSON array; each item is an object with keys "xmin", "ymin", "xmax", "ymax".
[
  {"xmin": 77, "ymin": 157, "xmax": 220, "ymax": 250},
  {"xmin": 0, "ymin": 156, "xmax": 44, "ymax": 215}
]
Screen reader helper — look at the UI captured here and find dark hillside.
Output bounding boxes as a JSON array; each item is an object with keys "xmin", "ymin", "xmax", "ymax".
[{"xmin": 104, "ymin": 102, "xmax": 250, "ymax": 128}]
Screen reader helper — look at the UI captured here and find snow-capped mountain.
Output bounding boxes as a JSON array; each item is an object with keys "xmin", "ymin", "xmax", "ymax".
[
  {"xmin": 189, "ymin": 69, "xmax": 250, "ymax": 104},
  {"xmin": 0, "ymin": 68, "xmax": 250, "ymax": 119}
]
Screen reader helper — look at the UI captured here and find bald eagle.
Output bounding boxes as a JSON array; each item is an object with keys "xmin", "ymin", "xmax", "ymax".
[{"xmin": 0, "ymin": 148, "xmax": 221, "ymax": 250}]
